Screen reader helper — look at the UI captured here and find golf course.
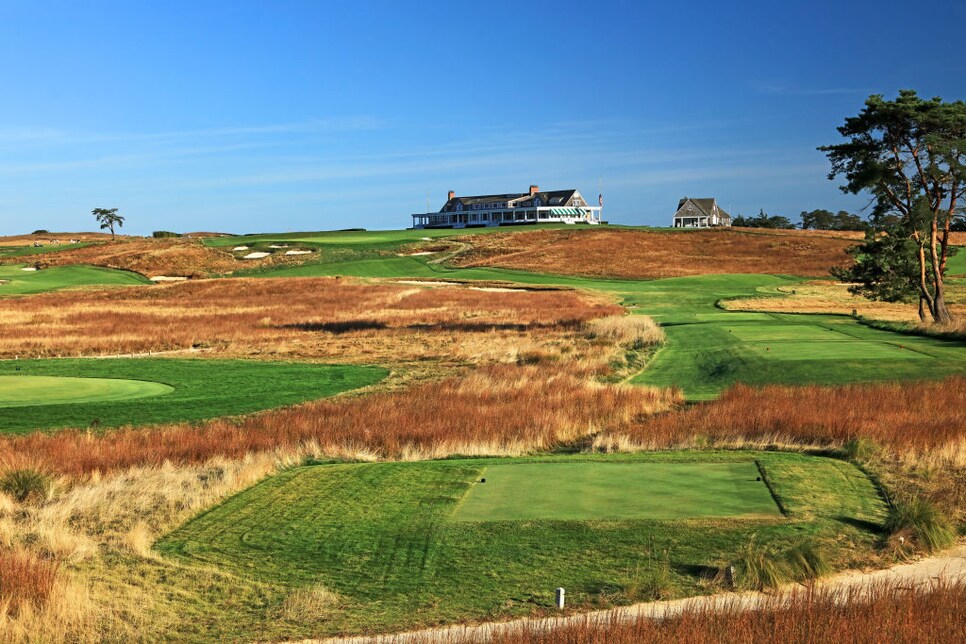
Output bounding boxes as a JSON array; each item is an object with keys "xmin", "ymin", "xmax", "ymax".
[
  {"xmin": 0, "ymin": 359, "xmax": 386, "ymax": 433},
  {"xmin": 0, "ymin": 225, "xmax": 962, "ymax": 641},
  {"xmin": 0, "ymin": 263, "xmax": 149, "ymax": 295},
  {"xmin": 158, "ymin": 451, "xmax": 887, "ymax": 638},
  {"xmin": 247, "ymin": 251, "xmax": 966, "ymax": 399}
]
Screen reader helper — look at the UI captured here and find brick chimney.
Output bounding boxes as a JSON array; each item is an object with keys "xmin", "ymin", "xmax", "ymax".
[
  {"xmin": 448, "ymin": 190, "xmax": 455, "ymax": 201},
  {"xmin": 529, "ymin": 184, "xmax": 539, "ymax": 196}
]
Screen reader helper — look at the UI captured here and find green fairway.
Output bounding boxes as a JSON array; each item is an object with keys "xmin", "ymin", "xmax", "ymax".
[
  {"xmin": 0, "ymin": 242, "xmax": 93, "ymax": 259},
  {"xmin": 0, "ymin": 264, "xmax": 149, "ymax": 295},
  {"xmin": 452, "ymin": 462, "xmax": 779, "ymax": 521},
  {"xmin": 158, "ymin": 451, "xmax": 886, "ymax": 638},
  {"xmin": 0, "ymin": 375, "xmax": 173, "ymax": 407},
  {"xmin": 947, "ymin": 246, "xmax": 966, "ymax": 276},
  {"xmin": 250, "ymin": 256, "xmax": 966, "ymax": 398},
  {"xmin": 0, "ymin": 359, "xmax": 385, "ymax": 433},
  {"xmin": 203, "ymin": 224, "xmax": 588, "ymax": 248}
]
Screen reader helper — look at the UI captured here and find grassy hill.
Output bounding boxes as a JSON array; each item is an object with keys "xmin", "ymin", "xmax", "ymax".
[
  {"xmin": 157, "ymin": 451, "xmax": 886, "ymax": 639},
  {"xmin": 0, "ymin": 264, "xmax": 149, "ymax": 295}
]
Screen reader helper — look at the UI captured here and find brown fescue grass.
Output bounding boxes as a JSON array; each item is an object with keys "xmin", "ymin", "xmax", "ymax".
[
  {"xmin": 585, "ymin": 315, "xmax": 665, "ymax": 346},
  {"xmin": 0, "ymin": 276, "xmax": 621, "ymax": 362},
  {"xmin": 1, "ymin": 237, "xmax": 255, "ymax": 277},
  {"xmin": 593, "ymin": 378, "xmax": 966, "ymax": 463},
  {"xmin": 0, "ymin": 365, "xmax": 680, "ymax": 478},
  {"xmin": 456, "ymin": 580, "xmax": 966, "ymax": 644},
  {"xmin": 0, "ymin": 549, "xmax": 59, "ymax": 616},
  {"xmin": 723, "ymin": 279, "xmax": 966, "ymax": 322},
  {"xmin": 450, "ymin": 228, "xmax": 855, "ymax": 279}
]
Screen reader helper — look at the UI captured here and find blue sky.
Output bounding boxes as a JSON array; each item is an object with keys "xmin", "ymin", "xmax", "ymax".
[{"xmin": 1, "ymin": 0, "xmax": 964, "ymax": 235}]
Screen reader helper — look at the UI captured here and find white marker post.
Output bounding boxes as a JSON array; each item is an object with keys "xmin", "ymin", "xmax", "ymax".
[{"xmin": 555, "ymin": 587, "xmax": 565, "ymax": 609}]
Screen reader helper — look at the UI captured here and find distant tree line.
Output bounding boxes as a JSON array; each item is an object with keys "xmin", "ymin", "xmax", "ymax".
[
  {"xmin": 799, "ymin": 209, "xmax": 867, "ymax": 231},
  {"xmin": 731, "ymin": 209, "xmax": 795, "ymax": 229},
  {"xmin": 732, "ymin": 208, "xmax": 878, "ymax": 231}
]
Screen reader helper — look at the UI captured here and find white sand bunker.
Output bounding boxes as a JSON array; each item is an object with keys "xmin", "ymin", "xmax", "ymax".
[
  {"xmin": 243, "ymin": 252, "xmax": 271, "ymax": 259},
  {"xmin": 398, "ymin": 251, "xmax": 435, "ymax": 256},
  {"xmin": 232, "ymin": 246, "xmax": 249, "ymax": 251},
  {"xmin": 395, "ymin": 280, "xmax": 454, "ymax": 287},
  {"xmin": 470, "ymin": 286, "xmax": 525, "ymax": 292},
  {"xmin": 269, "ymin": 244, "xmax": 290, "ymax": 249},
  {"xmin": 20, "ymin": 267, "xmax": 37, "ymax": 272},
  {"xmin": 149, "ymin": 276, "xmax": 189, "ymax": 282},
  {"xmin": 285, "ymin": 250, "xmax": 313, "ymax": 256}
]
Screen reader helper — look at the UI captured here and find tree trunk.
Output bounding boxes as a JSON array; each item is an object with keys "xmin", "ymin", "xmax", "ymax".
[
  {"xmin": 932, "ymin": 292, "xmax": 953, "ymax": 325},
  {"xmin": 919, "ymin": 296, "xmax": 928, "ymax": 323}
]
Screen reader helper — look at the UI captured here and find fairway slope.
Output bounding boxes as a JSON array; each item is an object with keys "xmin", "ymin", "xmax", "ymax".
[
  {"xmin": 0, "ymin": 264, "xmax": 149, "ymax": 295},
  {"xmin": 158, "ymin": 452, "xmax": 887, "ymax": 639}
]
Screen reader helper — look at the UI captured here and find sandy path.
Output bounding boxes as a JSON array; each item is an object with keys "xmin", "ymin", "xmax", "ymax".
[{"xmin": 317, "ymin": 544, "xmax": 966, "ymax": 643}]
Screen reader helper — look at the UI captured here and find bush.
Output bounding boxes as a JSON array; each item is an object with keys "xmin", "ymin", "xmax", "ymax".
[
  {"xmin": 0, "ymin": 469, "xmax": 54, "ymax": 503},
  {"xmin": 0, "ymin": 549, "xmax": 60, "ymax": 615},
  {"xmin": 152, "ymin": 230, "xmax": 182, "ymax": 238},
  {"xmin": 731, "ymin": 538, "xmax": 791, "ymax": 590},
  {"xmin": 31, "ymin": 229, "xmax": 49, "ymax": 235},
  {"xmin": 840, "ymin": 437, "xmax": 880, "ymax": 462},
  {"xmin": 885, "ymin": 498, "xmax": 955, "ymax": 553},
  {"xmin": 784, "ymin": 538, "xmax": 830, "ymax": 581}
]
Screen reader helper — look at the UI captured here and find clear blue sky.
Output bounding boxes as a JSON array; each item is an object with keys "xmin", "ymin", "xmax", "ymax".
[{"xmin": 1, "ymin": 0, "xmax": 964, "ymax": 235}]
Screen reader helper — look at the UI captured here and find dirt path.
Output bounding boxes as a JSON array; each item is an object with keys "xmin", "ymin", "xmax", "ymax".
[{"xmin": 317, "ymin": 544, "xmax": 966, "ymax": 643}]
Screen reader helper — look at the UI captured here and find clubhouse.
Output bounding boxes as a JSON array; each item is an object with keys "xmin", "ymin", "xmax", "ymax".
[{"xmin": 411, "ymin": 185, "xmax": 603, "ymax": 229}]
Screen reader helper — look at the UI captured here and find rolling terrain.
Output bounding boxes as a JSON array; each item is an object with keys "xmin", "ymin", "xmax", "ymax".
[{"xmin": 0, "ymin": 224, "xmax": 963, "ymax": 641}]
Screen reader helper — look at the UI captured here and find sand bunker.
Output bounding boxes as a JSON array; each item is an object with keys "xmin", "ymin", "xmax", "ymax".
[
  {"xmin": 149, "ymin": 276, "xmax": 189, "ymax": 282},
  {"xmin": 232, "ymin": 246, "xmax": 249, "ymax": 251},
  {"xmin": 243, "ymin": 252, "xmax": 271, "ymax": 260},
  {"xmin": 285, "ymin": 250, "xmax": 313, "ymax": 256}
]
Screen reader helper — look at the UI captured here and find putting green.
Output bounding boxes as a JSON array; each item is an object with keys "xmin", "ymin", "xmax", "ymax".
[
  {"xmin": 452, "ymin": 462, "xmax": 780, "ymax": 521},
  {"xmin": 0, "ymin": 375, "xmax": 174, "ymax": 408}
]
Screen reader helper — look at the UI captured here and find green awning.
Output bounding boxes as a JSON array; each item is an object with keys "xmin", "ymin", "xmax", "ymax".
[{"xmin": 550, "ymin": 207, "xmax": 582, "ymax": 215}]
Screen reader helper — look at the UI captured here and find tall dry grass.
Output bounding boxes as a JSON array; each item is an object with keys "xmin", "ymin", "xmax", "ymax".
[
  {"xmin": 0, "ymin": 237, "xmax": 254, "ymax": 277},
  {"xmin": 593, "ymin": 378, "xmax": 966, "ymax": 464},
  {"xmin": 0, "ymin": 277, "xmax": 621, "ymax": 362},
  {"xmin": 0, "ymin": 364, "xmax": 679, "ymax": 477},
  {"xmin": 466, "ymin": 580, "xmax": 966, "ymax": 644},
  {"xmin": 0, "ymin": 550, "xmax": 59, "ymax": 616},
  {"xmin": 585, "ymin": 315, "xmax": 665, "ymax": 346},
  {"xmin": 451, "ymin": 228, "xmax": 855, "ymax": 278},
  {"xmin": 722, "ymin": 279, "xmax": 966, "ymax": 323},
  {"xmin": 0, "ymin": 453, "xmax": 280, "ymax": 642}
]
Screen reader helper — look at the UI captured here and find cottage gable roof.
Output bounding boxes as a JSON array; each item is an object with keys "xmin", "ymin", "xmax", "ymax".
[{"xmin": 675, "ymin": 197, "xmax": 731, "ymax": 220}]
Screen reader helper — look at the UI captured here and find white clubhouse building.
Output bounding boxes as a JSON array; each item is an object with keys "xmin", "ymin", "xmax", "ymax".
[{"xmin": 412, "ymin": 185, "xmax": 602, "ymax": 229}]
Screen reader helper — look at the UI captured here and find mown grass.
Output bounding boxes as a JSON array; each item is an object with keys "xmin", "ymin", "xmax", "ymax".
[
  {"xmin": 253, "ymin": 257, "xmax": 966, "ymax": 398},
  {"xmin": 0, "ymin": 242, "xmax": 93, "ymax": 258},
  {"xmin": 451, "ymin": 461, "xmax": 779, "ymax": 522},
  {"xmin": 0, "ymin": 358, "xmax": 385, "ymax": 433},
  {"xmin": 0, "ymin": 264, "xmax": 149, "ymax": 295},
  {"xmin": 156, "ymin": 451, "xmax": 887, "ymax": 639},
  {"xmin": 0, "ymin": 375, "xmax": 173, "ymax": 407},
  {"xmin": 203, "ymin": 223, "xmax": 586, "ymax": 249}
]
